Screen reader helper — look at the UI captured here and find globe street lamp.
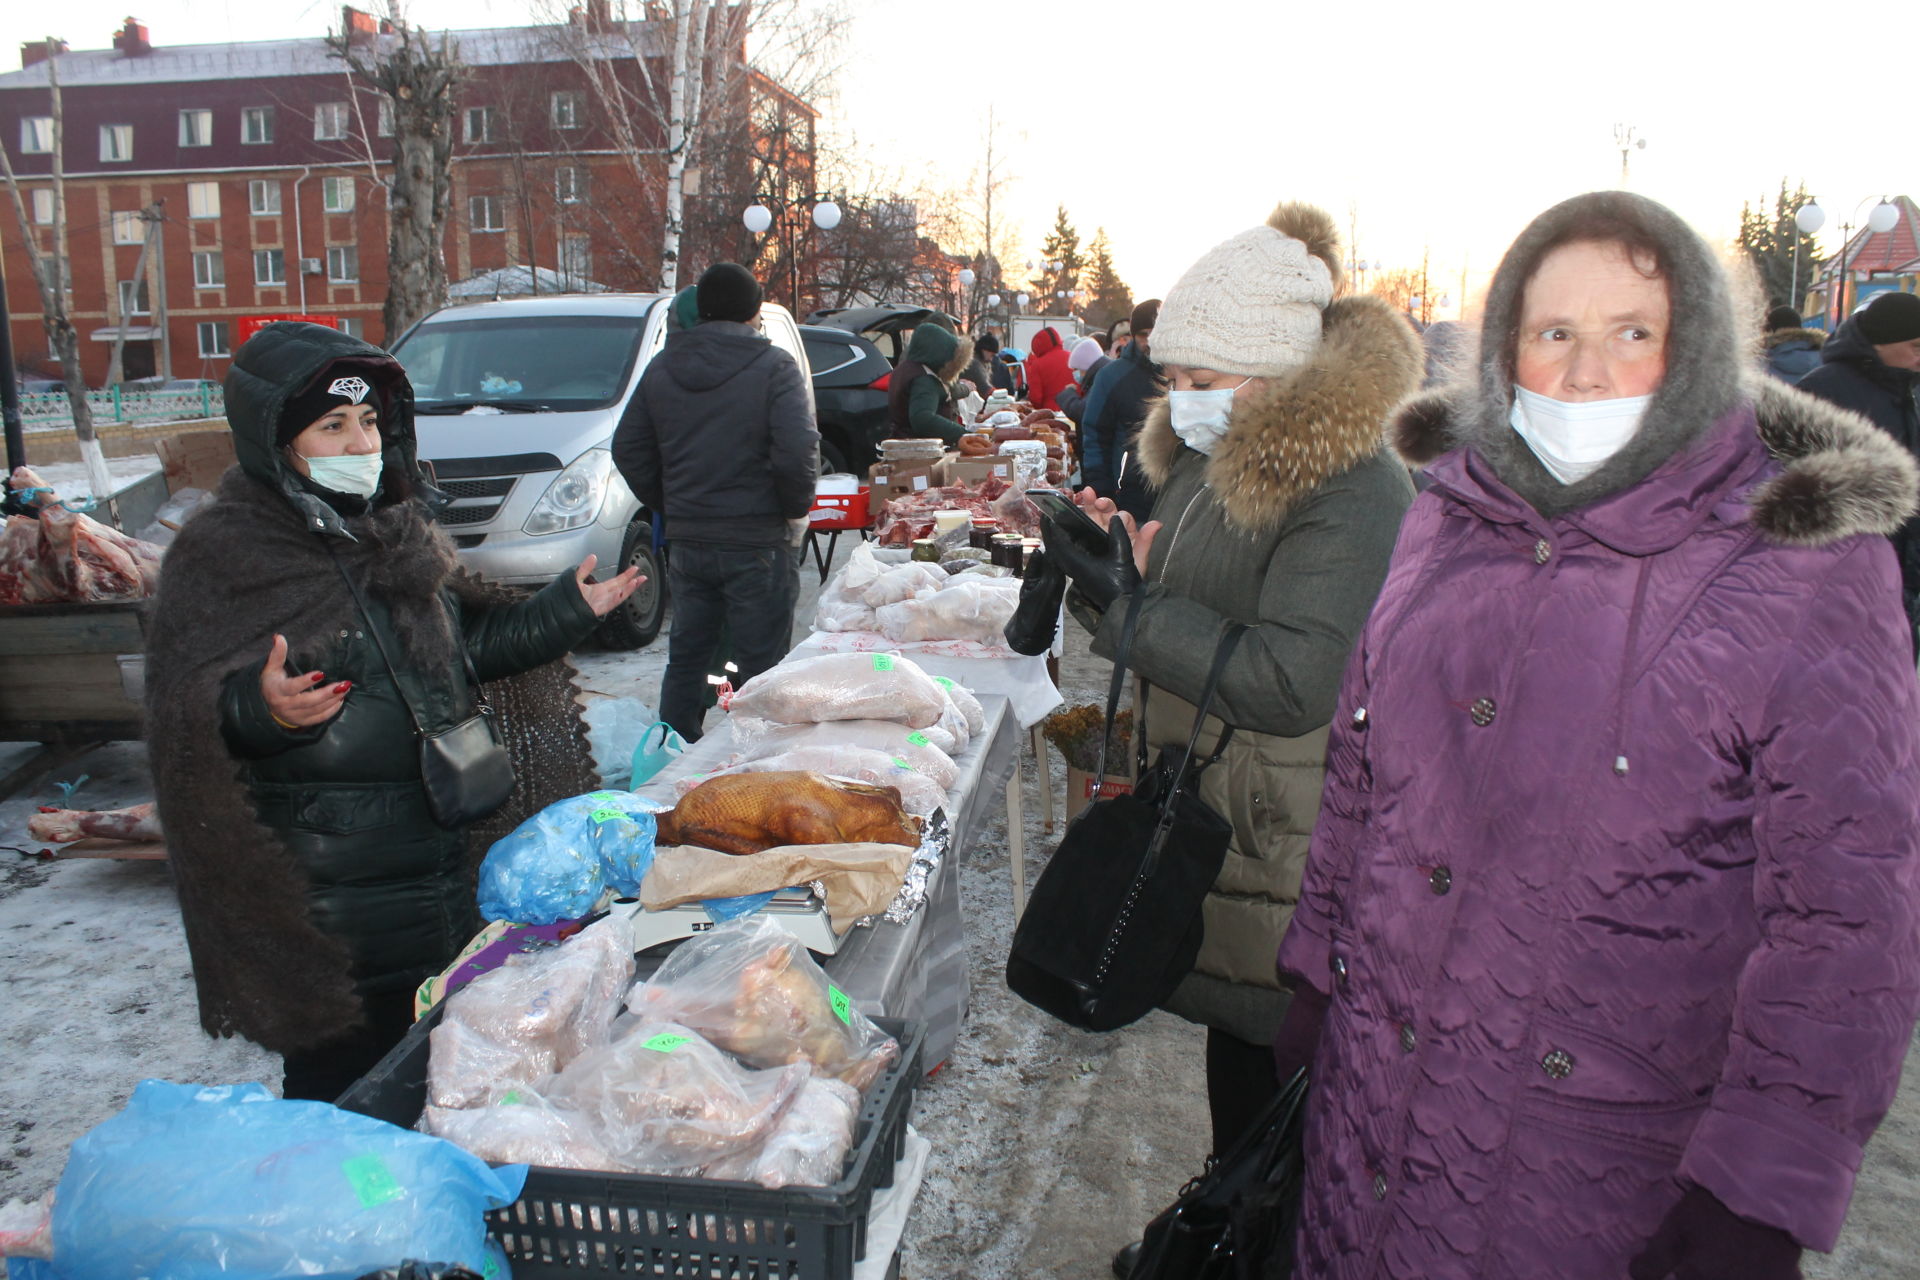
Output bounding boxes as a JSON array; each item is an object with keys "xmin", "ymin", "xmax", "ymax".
[
  {"xmin": 1791, "ymin": 200, "xmax": 1826, "ymax": 318},
  {"xmin": 740, "ymin": 194, "xmax": 842, "ymax": 313},
  {"xmin": 1813, "ymin": 196, "xmax": 1901, "ymax": 326}
]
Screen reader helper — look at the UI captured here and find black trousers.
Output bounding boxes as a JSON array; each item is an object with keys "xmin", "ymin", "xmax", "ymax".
[
  {"xmin": 659, "ymin": 540, "xmax": 797, "ymax": 742},
  {"xmin": 281, "ymin": 985, "xmax": 418, "ymax": 1103},
  {"xmin": 1206, "ymin": 1026, "xmax": 1282, "ymax": 1155}
]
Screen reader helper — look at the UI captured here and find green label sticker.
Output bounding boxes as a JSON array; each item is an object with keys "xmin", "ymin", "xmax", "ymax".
[
  {"xmin": 829, "ymin": 985, "xmax": 852, "ymax": 1024},
  {"xmin": 589, "ymin": 807, "xmax": 624, "ymax": 824},
  {"xmin": 872, "ymin": 654, "xmax": 896, "ymax": 672},
  {"xmin": 341, "ymin": 1153, "xmax": 405, "ymax": 1209},
  {"xmin": 643, "ymin": 1032, "xmax": 692, "ymax": 1053},
  {"xmin": 933, "ymin": 676, "xmax": 956, "ymax": 691},
  {"xmin": 890, "ymin": 757, "xmax": 911, "ymax": 770},
  {"xmin": 587, "ymin": 791, "xmax": 618, "ymax": 803},
  {"xmin": 482, "ymin": 1254, "xmax": 503, "ymax": 1279},
  {"xmin": 500, "ymin": 1089, "xmax": 524, "ymax": 1106},
  {"xmin": 906, "ymin": 731, "xmax": 930, "ymax": 747}
]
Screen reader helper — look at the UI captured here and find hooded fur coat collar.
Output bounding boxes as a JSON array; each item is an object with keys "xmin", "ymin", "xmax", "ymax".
[{"xmin": 1135, "ymin": 294, "xmax": 1423, "ymax": 532}]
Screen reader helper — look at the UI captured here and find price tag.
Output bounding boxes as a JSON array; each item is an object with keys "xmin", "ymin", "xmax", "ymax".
[
  {"xmin": 643, "ymin": 1032, "xmax": 691, "ymax": 1053},
  {"xmin": 828, "ymin": 985, "xmax": 853, "ymax": 1024},
  {"xmin": 589, "ymin": 807, "xmax": 624, "ymax": 824},
  {"xmin": 891, "ymin": 757, "xmax": 911, "ymax": 770},
  {"xmin": 341, "ymin": 1153, "xmax": 405, "ymax": 1209},
  {"xmin": 911, "ymin": 475, "xmax": 929, "ymax": 491},
  {"xmin": 500, "ymin": 1089, "xmax": 525, "ymax": 1106},
  {"xmin": 906, "ymin": 732, "xmax": 931, "ymax": 747},
  {"xmin": 872, "ymin": 654, "xmax": 896, "ymax": 672},
  {"xmin": 933, "ymin": 676, "xmax": 957, "ymax": 691}
]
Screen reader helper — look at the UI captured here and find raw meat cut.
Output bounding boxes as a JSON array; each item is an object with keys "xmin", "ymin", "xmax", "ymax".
[
  {"xmin": 28, "ymin": 803, "xmax": 162, "ymax": 844},
  {"xmin": 655, "ymin": 771, "xmax": 920, "ymax": 856},
  {"xmin": 0, "ymin": 469, "xmax": 165, "ymax": 604}
]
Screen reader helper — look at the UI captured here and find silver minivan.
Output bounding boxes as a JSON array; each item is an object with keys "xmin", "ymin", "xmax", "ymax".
[{"xmin": 390, "ymin": 294, "xmax": 813, "ymax": 649}]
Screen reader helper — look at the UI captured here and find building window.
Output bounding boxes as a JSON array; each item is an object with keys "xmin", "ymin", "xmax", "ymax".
[
  {"xmin": 322, "ymin": 176, "xmax": 355, "ymax": 213},
  {"xmin": 111, "ymin": 210, "xmax": 144, "ymax": 245},
  {"xmin": 248, "ymin": 180, "xmax": 282, "ymax": 215},
  {"xmin": 187, "ymin": 181, "xmax": 220, "ymax": 219},
  {"xmin": 551, "ymin": 91, "xmax": 581, "ymax": 129},
  {"xmin": 31, "ymin": 189, "xmax": 53, "ymax": 225},
  {"xmin": 241, "ymin": 106, "xmax": 274, "ymax": 145},
  {"xmin": 37, "ymin": 256, "xmax": 71, "ymax": 295},
  {"xmin": 314, "ymin": 102, "xmax": 349, "ymax": 141},
  {"xmin": 118, "ymin": 278, "xmax": 151, "ymax": 316},
  {"xmin": 192, "ymin": 251, "xmax": 224, "ymax": 288},
  {"xmin": 376, "ymin": 98, "xmax": 394, "ymax": 137},
  {"xmin": 178, "ymin": 109, "xmax": 212, "ymax": 147},
  {"xmin": 560, "ymin": 233, "xmax": 591, "ymax": 284},
  {"xmin": 20, "ymin": 116, "xmax": 53, "ymax": 154},
  {"xmin": 99, "ymin": 124, "xmax": 133, "ymax": 163},
  {"xmin": 337, "ymin": 317, "xmax": 363, "ymax": 340},
  {"xmin": 469, "ymin": 195, "xmax": 503, "ymax": 232},
  {"xmin": 254, "ymin": 248, "xmax": 286, "ymax": 286},
  {"xmin": 555, "ymin": 166, "xmax": 586, "ymax": 204},
  {"xmin": 197, "ymin": 322, "xmax": 231, "ymax": 358},
  {"xmin": 326, "ymin": 246, "xmax": 359, "ymax": 282},
  {"xmin": 464, "ymin": 106, "xmax": 494, "ymax": 144}
]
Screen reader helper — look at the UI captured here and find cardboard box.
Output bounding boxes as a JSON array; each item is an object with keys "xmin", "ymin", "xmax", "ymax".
[
  {"xmin": 867, "ymin": 461, "xmax": 936, "ymax": 515},
  {"xmin": 154, "ymin": 429, "xmax": 237, "ymax": 494},
  {"xmin": 935, "ymin": 454, "xmax": 1016, "ymax": 488},
  {"xmin": 1064, "ymin": 766, "xmax": 1136, "ymax": 822}
]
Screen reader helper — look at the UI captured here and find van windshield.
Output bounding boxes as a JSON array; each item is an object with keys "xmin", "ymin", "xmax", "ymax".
[{"xmin": 394, "ymin": 314, "xmax": 648, "ymax": 412}]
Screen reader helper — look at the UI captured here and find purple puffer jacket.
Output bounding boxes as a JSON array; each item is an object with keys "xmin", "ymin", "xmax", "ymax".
[{"xmin": 1278, "ymin": 384, "xmax": 1920, "ymax": 1279}]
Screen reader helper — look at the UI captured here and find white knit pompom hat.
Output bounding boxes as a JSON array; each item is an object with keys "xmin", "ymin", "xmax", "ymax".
[{"xmin": 1150, "ymin": 201, "xmax": 1345, "ymax": 378}]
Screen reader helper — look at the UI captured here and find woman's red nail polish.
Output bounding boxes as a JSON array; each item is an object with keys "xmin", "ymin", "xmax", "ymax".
[
  {"xmin": 311, "ymin": 672, "xmax": 328, "ymax": 683},
  {"xmin": 334, "ymin": 682, "xmax": 352, "ymax": 693}
]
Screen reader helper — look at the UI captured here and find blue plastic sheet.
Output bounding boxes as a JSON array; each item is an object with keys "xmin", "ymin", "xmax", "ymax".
[
  {"xmin": 476, "ymin": 790, "xmax": 658, "ymax": 924},
  {"xmin": 9, "ymin": 1081, "xmax": 524, "ymax": 1280}
]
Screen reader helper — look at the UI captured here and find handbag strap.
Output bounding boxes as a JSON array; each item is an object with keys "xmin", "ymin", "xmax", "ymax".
[
  {"xmin": 1091, "ymin": 586, "xmax": 1149, "ymax": 783},
  {"xmin": 1144, "ymin": 623, "xmax": 1248, "ymax": 855},
  {"xmin": 326, "ymin": 548, "xmax": 484, "ymax": 737}
]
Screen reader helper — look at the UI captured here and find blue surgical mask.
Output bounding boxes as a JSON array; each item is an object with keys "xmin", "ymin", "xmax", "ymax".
[
  {"xmin": 301, "ymin": 450, "xmax": 384, "ymax": 497},
  {"xmin": 1167, "ymin": 379, "xmax": 1250, "ymax": 456}
]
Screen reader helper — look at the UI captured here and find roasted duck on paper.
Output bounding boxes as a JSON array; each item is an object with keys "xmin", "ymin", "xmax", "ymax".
[{"xmin": 655, "ymin": 771, "xmax": 920, "ymax": 856}]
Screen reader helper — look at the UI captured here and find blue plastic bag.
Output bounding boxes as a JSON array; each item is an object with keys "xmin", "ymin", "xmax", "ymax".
[
  {"xmin": 629, "ymin": 722, "xmax": 686, "ymax": 788},
  {"xmin": 12, "ymin": 1081, "xmax": 524, "ymax": 1280},
  {"xmin": 476, "ymin": 790, "xmax": 658, "ymax": 924}
]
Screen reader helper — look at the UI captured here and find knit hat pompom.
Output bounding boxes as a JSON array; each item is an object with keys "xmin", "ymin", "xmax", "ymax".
[
  {"xmin": 696, "ymin": 262, "xmax": 763, "ymax": 323},
  {"xmin": 1148, "ymin": 201, "xmax": 1341, "ymax": 378},
  {"xmin": 1857, "ymin": 291, "xmax": 1920, "ymax": 345}
]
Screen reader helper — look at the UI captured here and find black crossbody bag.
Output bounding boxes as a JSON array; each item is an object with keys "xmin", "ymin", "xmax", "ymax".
[
  {"xmin": 330, "ymin": 554, "xmax": 516, "ymax": 830},
  {"xmin": 1007, "ymin": 589, "xmax": 1247, "ymax": 1031}
]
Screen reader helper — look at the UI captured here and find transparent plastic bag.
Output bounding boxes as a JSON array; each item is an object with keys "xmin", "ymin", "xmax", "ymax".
[
  {"xmin": 628, "ymin": 915, "xmax": 901, "ymax": 1093},
  {"xmin": 0, "ymin": 1191, "xmax": 54, "ymax": 1260},
  {"xmin": 726, "ymin": 651, "xmax": 950, "ymax": 730},
  {"xmin": 545, "ymin": 1022, "xmax": 806, "ymax": 1173},
  {"xmin": 701, "ymin": 1075, "xmax": 860, "ymax": 1188},
  {"xmin": 15, "ymin": 1081, "xmax": 522, "ymax": 1280},
  {"xmin": 678, "ymin": 747, "xmax": 947, "ymax": 816},
  {"xmin": 423, "ymin": 1091, "xmax": 621, "ymax": 1172},
  {"xmin": 429, "ymin": 915, "xmax": 635, "ymax": 1108},
  {"xmin": 729, "ymin": 719, "xmax": 959, "ymax": 790},
  {"xmin": 859, "ymin": 561, "xmax": 948, "ymax": 607},
  {"xmin": 874, "ymin": 577, "xmax": 1022, "ymax": 644},
  {"xmin": 476, "ymin": 791, "xmax": 658, "ymax": 924},
  {"xmin": 581, "ymin": 695, "xmax": 657, "ymax": 788},
  {"xmin": 932, "ymin": 675, "xmax": 986, "ymax": 736},
  {"xmin": 811, "ymin": 596, "xmax": 878, "ymax": 633}
]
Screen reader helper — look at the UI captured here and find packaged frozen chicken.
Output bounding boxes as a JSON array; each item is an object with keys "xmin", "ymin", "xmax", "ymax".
[{"xmin": 726, "ymin": 650, "xmax": 950, "ymax": 731}]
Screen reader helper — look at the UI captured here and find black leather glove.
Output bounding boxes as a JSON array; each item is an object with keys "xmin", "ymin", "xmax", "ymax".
[
  {"xmin": 1040, "ymin": 514, "xmax": 1139, "ymax": 613},
  {"xmin": 1627, "ymin": 1186, "xmax": 1802, "ymax": 1280},
  {"xmin": 1003, "ymin": 548, "xmax": 1067, "ymax": 655}
]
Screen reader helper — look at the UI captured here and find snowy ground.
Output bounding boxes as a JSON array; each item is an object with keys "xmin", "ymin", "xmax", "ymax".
[{"xmin": 4, "ymin": 531, "xmax": 1919, "ymax": 1277}]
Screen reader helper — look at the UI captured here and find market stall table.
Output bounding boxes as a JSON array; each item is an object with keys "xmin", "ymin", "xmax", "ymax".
[{"xmin": 635, "ymin": 691, "xmax": 1019, "ymax": 1073}]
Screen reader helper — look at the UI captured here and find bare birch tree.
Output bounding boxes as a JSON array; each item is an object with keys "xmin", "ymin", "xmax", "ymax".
[{"xmin": 0, "ymin": 42, "xmax": 113, "ymax": 499}]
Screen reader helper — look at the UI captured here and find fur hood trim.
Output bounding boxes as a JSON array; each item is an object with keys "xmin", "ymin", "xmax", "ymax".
[
  {"xmin": 937, "ymin": 331, "xmax": 975, "ymax": 384},
  {"xmin": 1392, "ymin": 377, "xmax": 1919, "ymax": 546},
  {"xmin": 1137, "ymin": 295, "xmax": 1422, "ymax": 533},
  {"xmin": 1764, "ymin": 326, "xmax": 1827, "ymax": 352}
]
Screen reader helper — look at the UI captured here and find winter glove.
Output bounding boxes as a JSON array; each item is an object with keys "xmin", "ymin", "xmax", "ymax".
[
  {"xmin": 1627, "ymin": 1186, "xmax": 1803, "ymax": 1280},
  {"xmin": 1004, "ymin": 548, "xmax": 1067, "ymax": 655},
  {"xmin": 1040, "ymin": 515, "xmax": 1139, "ymax": 614},
  {"xmin": 1271, "ymin": 982, "xmax": 1330, "ymax": 1083}
]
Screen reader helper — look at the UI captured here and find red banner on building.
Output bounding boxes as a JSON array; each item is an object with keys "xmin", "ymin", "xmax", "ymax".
[{"xmin": 236, "ymin": 314, "xmax": 341, "ymax": 347}]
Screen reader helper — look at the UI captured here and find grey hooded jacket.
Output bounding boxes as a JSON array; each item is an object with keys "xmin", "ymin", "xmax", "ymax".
[{"xmin": 612, "ymin": 320, "xmax": 820, "ymax": 547}]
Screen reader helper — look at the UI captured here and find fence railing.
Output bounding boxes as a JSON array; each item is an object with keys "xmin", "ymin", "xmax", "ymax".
[{"xmin": 21, "ymin": 384, "xmax": 225, "ymax": 427}]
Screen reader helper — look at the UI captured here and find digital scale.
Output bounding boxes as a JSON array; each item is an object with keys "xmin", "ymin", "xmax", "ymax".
[{"xmin": 606, "ymin": 885, "xmax": 844, "ymax": 957}]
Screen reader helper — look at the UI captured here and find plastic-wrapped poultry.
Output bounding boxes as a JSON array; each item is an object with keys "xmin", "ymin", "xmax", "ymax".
[
  {"xmin": 422, "ymin": 1091, "xmax": 622, "ymax": 1172},
  {"xmin": 875, "ymin": 577, "xmax": 1021, "ymax": 645},
  {"xmin": 726, "ymin": 651, "xmax": 950, "ymax": 731},
  {"xmin": 701, "ymin": 1075, "xmax": 860, "ymax": 1188},
  {"xmin": 729, "ymin": 718, "xmax": 959, "ymax": 790}
]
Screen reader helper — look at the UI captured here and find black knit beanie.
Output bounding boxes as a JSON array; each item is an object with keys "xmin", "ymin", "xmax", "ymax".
[
  {"xmin": 276, "ymin": 357, "xmax": 397, "ymax": 447},
  {"xmin": 696, "ymin": 262, "xmax": 763, "ymax": 323},
  {"xmin": 1129, "ymin": 298, "xmax": 1162, "ymax": 334},
  {"xmin": 1765, "ymin": 305, "xmax": 1802, "ymax": 332},
  {"xmin": 1857, "ymin": 292, "xmax": 1920, "ymax": 345}
]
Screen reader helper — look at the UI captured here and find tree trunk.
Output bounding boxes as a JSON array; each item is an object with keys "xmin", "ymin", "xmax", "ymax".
[{"xmin": 660, "ymin": 0, "xmax": 694, "ymax": 292}]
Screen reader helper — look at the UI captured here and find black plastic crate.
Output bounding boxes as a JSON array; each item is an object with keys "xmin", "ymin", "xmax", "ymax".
[{"xmin": 337, "ymin": 1002, "xmax": 922, "ymax": 1279}]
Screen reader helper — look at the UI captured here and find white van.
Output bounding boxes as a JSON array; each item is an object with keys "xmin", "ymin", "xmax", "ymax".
[{"xmin": 390, "ymin": 294, "xmax": 813, "ymax": 649}]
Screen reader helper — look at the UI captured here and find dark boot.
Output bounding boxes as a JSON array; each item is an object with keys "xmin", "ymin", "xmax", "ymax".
[{"xmin": 1111, "ymin": 1240, "xmax": 1142, "ymax": 1278}]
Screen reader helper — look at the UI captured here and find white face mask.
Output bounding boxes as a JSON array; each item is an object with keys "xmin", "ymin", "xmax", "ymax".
[
  {"xmin": 1168, "ymin": 379, "xmax": 1250, "ymax": 456},
  {"xmin": 1508, "ymin": 386, "xmax": 1652, "ymax": 485},
  {"xmin": 301, "ymin": 450, "xmax": 384, "ymax": 498}
]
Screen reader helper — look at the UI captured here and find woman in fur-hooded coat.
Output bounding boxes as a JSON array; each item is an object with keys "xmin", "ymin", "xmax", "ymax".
[
  {"xmin": 146, "ymin": 322, "xmax": 611, "ymax": 1098},
  {"xmin": 1054, "ymin": 202, "xmax": 1422, "ymax": 1151},
  {"xmin": 1277, "ymin": 192, "xmax": 1920, "ymax": 1279}
]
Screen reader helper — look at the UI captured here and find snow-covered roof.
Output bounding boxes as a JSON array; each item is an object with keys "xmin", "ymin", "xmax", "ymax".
[{"xmin": 0, "ymin": 24, "xmax": 664, "ymax": 89}]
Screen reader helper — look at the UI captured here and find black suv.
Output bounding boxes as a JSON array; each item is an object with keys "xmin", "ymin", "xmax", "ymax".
[{"xmin": 803, "ymin": 305, "xmax": 960, "ymax": 475}]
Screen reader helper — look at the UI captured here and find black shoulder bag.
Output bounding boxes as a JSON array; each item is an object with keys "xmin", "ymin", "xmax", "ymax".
[
  {"xmin": 1007, "ymin": 590, "xmax": 1246, "ymax": 1032},
  {"xmin": 1133, "ymin": 1066, "xmax": 1311, "ymax": 1280},
  {"xmin": 330, "ymin": 553, "xmax": 516, "ymax": 831}
]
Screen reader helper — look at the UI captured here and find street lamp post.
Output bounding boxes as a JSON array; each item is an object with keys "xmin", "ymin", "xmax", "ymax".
[
  {"xmin": 1808, "ymin": 196, "xmax": 1900, "ymax": 327},
  {"xmin": 1613, "ymin": 123, "xmax": 1646, "ymax": 187},
  {"xmin": 741, "ymin": 193, "xmax": 842, "ymax": 316}
]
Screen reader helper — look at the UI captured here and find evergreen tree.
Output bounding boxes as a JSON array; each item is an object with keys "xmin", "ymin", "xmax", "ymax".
[
  {"xmin": 1082, "ymin": 229, "xmax": 1132, "ymax": 330},
  {"xmin": 1737, "ymin": 180, "xmax": 1821, "ymax": 316},
  {"xmin": 1030, "ymin": 205, "xmax": 1086, "ymax": 309}
]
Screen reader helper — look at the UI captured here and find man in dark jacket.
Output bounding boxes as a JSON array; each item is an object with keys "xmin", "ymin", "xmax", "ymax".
[
  {"xmin": 1797, "ymin": 290, "xmax": 1920, "ymax": 636},
  {"xmin": 1761, "ymin": 304, "xmax": 1825, "ymax": 383},
  {"xmin": 612, "ymin": 263, "xmax": 819, "ymax": 740},
  {"xmin": 1080, "ymin": 298, "xmax": 1163, "ymax": 517}
]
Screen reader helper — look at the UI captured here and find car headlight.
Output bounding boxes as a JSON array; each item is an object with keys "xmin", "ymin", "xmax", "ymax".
[{"xmin": 523, "ymin": 448, "xmax": 615, "ymax": 536}]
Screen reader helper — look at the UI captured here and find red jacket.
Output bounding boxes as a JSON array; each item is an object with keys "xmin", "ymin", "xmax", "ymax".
[{"xmin": 1024, "ymin": 327, "xmax": 1072, "ymax": 412}]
